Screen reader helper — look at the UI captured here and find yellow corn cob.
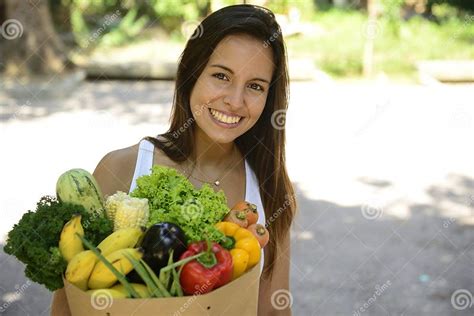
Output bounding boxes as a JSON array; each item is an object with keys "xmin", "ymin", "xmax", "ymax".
[
  {"xmin": 105, "ymin": 191, "xmax": 128, "ymax": 222},
  {"xmin": 106, "ymin": 192, "xmax": 149, "ymax": 231}
]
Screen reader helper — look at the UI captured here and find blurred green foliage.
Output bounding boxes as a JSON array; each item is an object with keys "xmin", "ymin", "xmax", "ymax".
[
  {"xmin": 265, "ymin": 0, "xmax": 315, "ymax": 19},
  {"xmin": 53, "ymin": 0, "xmax": 149, "ymax": 48},
  {"xmin": 149, "ymin": 0, "xmax": 209, "ymax": 32},
  {"xmin": 47, "ymin": 0, "xmax": 472, "ymax": 78},
  {"xmin": 51, "ymin": 0, "xmax": 209, "ymax": 48},
  {"xmin": 428, "ymin": 0, "xmax": 474, "ymax": 12},
  {"xmin": 286, "ymin": 7, "xmax": 474, "ymax": 78},
  {"xmin": 380, "ymin": 0, "xmax": 405, "ymax": 37}
]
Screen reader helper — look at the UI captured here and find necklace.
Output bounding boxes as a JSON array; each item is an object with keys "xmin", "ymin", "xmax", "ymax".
[{"xmin": 184, "ymin": 146, "xmax": 239, "ymax": 187}]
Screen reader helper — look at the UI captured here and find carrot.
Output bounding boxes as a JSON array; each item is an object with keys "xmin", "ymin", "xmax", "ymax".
[
  {"xmin": 232, "ymin": 201, "xmax": 251, "ymax": 211},
  {"xmin": 232, "ymin": 201, "xmax": 258, "ymax": 226},
  {"xmin": 223, "ymin": 210, "xmax": 248, "ymax": 228},
  {"xmin": 247, "ymin": 224, "xmax": 269, "ymax": 248}
]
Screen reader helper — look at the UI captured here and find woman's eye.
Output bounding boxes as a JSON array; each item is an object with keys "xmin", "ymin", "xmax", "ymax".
[
  {"xmin": 212, "ymin": 73, "xmax": 264, "ymax": 92},
  {"xmin": 212, "ymin": 73, "xmax": 229, "ymax": 81},
  {"xmin": 248, "ymin": 83, "xmax": 264, "ymax": 92}
]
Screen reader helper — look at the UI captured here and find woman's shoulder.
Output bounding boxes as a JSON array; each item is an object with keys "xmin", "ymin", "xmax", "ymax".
[
  {"xmin": 92, "ymin": 143, "xmax": 140, "ymax": 197},
  {"xmin": 95, "ymin": 142, "xmax": 141, "ymax": 172},
  {"xmin": 92, "ymin": 138, "xmax": 173, "ymax": 197}
]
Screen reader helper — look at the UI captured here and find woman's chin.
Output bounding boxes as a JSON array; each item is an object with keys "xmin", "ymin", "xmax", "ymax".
[{"xmin": 209, "ymin": 133, "xmax": 239, "ymax": 145}]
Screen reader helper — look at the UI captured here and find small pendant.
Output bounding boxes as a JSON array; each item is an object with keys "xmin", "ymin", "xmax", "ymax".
[{"xmin": 214, "ymin": 180, "xmax": 220, "ymax": 186}]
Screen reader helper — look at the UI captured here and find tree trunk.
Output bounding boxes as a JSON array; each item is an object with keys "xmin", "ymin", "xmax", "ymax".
[
  {"xmin": 362, "ymin": 0, "xmax": 377, "ymax": 78},
  {"xmin": 2, "ymin": 0, "xmax": 73, "ymax": 77}
]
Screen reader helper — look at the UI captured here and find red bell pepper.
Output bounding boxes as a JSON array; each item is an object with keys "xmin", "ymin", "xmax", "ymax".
[{"xmin": 179, "ymin": 240, "xmax": 233, "ymax": 295}]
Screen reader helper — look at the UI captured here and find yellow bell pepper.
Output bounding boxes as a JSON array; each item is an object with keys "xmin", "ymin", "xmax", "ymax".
[{"xmin": 215, "ymin": 221, "xmax": 261, "ymax": 280}]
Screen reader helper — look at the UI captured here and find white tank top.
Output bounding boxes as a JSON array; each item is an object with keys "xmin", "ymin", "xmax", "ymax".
[{"xmin": 129, "ymin": 139, "xmax": 266, "ymax": 274}]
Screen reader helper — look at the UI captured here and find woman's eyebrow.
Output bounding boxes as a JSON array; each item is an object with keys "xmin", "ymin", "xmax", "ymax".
[{"xmin": 210, "ymin": 64, "xmax": 270, "ymax": 83}]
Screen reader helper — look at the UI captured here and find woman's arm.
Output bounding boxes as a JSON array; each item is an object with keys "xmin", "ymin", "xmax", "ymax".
[{"xmin": 258, "ymin": 231, "xmax": 292, "ymax": 316}]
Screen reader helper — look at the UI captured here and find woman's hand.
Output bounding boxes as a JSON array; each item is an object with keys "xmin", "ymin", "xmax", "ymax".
[{"xmin": 258, "ymin": 231, "xmax": 292, "ymax": 316}]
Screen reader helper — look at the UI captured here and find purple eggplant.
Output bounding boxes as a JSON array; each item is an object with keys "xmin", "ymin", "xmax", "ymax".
[{"xmin": 127, "ymin": 222, "xmax": 187, "ymax": 283}]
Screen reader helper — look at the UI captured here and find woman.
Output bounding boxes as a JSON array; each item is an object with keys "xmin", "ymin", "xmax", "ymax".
[{"xmin": 51, "ymin": 4, "xmax": 296, "ymax": 315}]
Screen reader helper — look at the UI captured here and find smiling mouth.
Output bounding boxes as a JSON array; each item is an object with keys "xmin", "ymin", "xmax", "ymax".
[{"xmin": 208, "ymin": 108, "xmax": 243, "ymax": 125}]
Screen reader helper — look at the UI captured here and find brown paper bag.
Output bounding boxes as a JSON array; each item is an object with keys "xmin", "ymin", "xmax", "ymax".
[{"xmin": 64, "ymin": 263, "xmax": 260, "ymax": 316}]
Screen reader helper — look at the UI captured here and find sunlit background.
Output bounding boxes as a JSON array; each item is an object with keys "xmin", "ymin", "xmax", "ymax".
[{"xmin": 1, "ymin": 0, "xmax": 473, "ymax": 314}]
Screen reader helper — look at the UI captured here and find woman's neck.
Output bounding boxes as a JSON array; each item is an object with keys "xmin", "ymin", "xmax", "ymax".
[{"xmin": 191, "ymin": 127, "xmax": 239, "ymax": 170}]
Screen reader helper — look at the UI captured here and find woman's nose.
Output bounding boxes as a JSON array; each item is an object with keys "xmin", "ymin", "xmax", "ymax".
[{"xmin": 223, "ymin": 84, "xmax": 245, "ymax": 110}]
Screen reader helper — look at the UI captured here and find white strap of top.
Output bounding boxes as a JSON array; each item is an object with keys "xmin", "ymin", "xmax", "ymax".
[
  {"xmin": 244, "ymin": 159, "xmax": 266, "ymax": 274},
  {"xmin": 129, "ymin": 139, "xmax": 155, "ymax": 194}
]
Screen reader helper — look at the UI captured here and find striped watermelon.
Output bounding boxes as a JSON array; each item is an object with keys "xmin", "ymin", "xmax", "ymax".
[{"xmin": 56, "ymin": 168, "xmax": 105, "ymax": 214}]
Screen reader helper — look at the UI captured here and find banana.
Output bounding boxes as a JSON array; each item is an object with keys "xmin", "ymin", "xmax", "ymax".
[
  {"xmin": 88, "ymin": 248, "xmax": 144, "ymax": 289},
  {"xmin": 59, "ymin": 214, "xmax": 84, "ymax": 262},
  {"xmin": 97, "ymin": 227, "xmax": 144, "ymax": 256},
  {"xmin": 87, "ymin": 288, "xmax": 128, "ymax": 299},
  {"xmin": 111, "ymin": 283, "xmax": 150, "ymax": 298},
  {"xmin": 65, "ymin": 250, "xmax": 98, "ymax": 291}
]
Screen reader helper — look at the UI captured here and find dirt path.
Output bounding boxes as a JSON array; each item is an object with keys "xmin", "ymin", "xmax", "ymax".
[{"xmin": 1, "ymin": 80, "xmax": 473, "ymax": 315}]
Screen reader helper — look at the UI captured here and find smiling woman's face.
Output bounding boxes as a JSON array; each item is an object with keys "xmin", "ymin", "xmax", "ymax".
[{"xmin": 189, "ymin": 33, "xmax": 274, "ymax": 144}]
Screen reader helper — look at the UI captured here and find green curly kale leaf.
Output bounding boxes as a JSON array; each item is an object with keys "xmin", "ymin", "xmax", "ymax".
[
  {"xmin": 3, "ymin": 196, "xmax": 113, "ymax": 291},
  {"xmin": 131, "ymin": 165, "xmax": 229, "ymax": 243}
]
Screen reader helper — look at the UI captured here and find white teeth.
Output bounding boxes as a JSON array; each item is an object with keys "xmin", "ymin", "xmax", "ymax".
[{"xmin": 210, "ymin": 109, "xmax": 242, "ymax": 124}]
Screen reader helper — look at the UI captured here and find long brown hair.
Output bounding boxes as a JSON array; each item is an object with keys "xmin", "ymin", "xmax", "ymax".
[{"xmin": 144, "ymin": 4, "xmax": 296, "ymax": 280}]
